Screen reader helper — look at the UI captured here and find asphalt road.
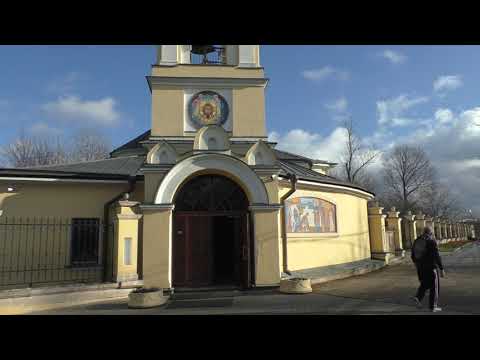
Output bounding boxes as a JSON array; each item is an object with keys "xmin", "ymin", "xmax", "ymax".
[{"xmin": 31, "ymin": 242, "xmax": 480, "ymax": 315}]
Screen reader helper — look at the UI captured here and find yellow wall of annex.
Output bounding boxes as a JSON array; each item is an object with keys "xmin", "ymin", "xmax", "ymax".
[
  {"xmin": 0, "ymin": 181, "xmax": 144, "ymax": 287},
  {"xmin": 278, "ymin": 185, "xmax": 371, "ymax": 271},
  {"xmin": 0, "ymin": 182, "xmax": 130, "ymax": 219}
]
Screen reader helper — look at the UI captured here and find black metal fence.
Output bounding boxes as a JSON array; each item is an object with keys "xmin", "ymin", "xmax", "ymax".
[{"xmin": 0, "ymin": 217, "xmax": 115, "ymax": 289}]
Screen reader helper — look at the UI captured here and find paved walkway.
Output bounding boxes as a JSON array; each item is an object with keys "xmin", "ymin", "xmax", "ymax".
[{"xmin": 30, "ymin": 242, "xmax": 480, "ymax": 315}]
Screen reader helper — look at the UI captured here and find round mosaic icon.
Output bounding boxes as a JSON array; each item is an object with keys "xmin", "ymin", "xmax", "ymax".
[{"xmin": 188, "ymin": 91, "xmax": 229, "ymax": 128}]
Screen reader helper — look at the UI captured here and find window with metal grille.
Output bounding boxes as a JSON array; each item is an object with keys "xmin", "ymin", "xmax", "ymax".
[{"xmin": 71, "ymin": 218, "xmax": 100, "ymax": 266}]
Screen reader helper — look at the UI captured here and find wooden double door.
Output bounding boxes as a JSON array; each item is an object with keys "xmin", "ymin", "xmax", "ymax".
[{"xmin": 173, "ymin": 212, "xmax": 252, "ymax": 289}]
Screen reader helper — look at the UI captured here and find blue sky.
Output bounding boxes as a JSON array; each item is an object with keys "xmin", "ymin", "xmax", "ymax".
[{"xmin": 1, "ymin": 45, "xmax": 480, "ymax": 213}]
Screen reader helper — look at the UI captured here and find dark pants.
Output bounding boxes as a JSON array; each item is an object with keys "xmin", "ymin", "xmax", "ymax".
[{"xmin": 415, "ymin": 265, "xmax": 440, "ymax": 309}]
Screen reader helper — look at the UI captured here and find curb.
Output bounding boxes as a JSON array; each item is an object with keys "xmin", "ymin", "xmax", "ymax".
[
  {"xmin": 0, "ymin": 281, "xmax": 143, "ymax": 315},
  {"xmin": 0, "ymin": 288, "xmax": 134, "ymax": 315},
  {"xmin": 310, "ymin": 261, "xmax": 388, "ymax": 286},
  {"xmin": 439, "ymin": 241, "xmax": 476, "ymax": 255}
]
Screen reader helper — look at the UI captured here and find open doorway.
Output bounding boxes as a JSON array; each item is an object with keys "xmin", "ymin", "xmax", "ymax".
[{"xmin": 172, "ymin": 175, "xmax": 252, "ymax": 289}]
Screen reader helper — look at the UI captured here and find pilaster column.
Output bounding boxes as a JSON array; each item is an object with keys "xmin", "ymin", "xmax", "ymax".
[
  {"xmin": 386, "ymin": 207, "xmax": 404, "ymax": 257},
  {"xmin": 368, "ymin": 203, "xmax": 391, "ymax": 263},
  {"xmin": 111, "ymin": 200, "xmax": 142, "ymax": 283},
  {"xmin": 140, "ymin": 203, "xmax": 175, "ymax": 290},
  {"xmin": 249, "ymin": 204, "xmax": 282, "ymax": 287}
]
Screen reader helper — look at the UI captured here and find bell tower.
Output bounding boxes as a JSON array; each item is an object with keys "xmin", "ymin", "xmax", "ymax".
[{"xmin": 147, "ymin": 45, "xmax": 268, "ymax": 144}]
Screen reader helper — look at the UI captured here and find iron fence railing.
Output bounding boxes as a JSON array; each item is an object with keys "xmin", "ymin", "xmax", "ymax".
[{"xmin": 0, "ymin": 217, "xmax": 115, "ymax": 289}]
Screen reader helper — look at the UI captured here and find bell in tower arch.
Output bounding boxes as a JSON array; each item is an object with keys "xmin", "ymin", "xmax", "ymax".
[{"xmin": 190, "ymin": 45, "xmax": 226, "ymax": 64}]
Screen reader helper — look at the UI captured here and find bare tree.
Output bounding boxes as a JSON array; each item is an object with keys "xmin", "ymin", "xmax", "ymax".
[
  {"xmin": 1, "ymin": 131, "xmax": 36, "ymax": 168},
  {"xmin": 70, "ymin": 130, "xmax": 111, "ymax": 163},
  {"xmin": 418, "ymin": 181, "xmax": 463, "ymax": 219},
  {"xmin": 335, "ymin": 119, "xmax": 380, "ymax": 187},
  {"xmin": 1, "ymin": 130, "xmax": 110, "ymax": 168},
  {"xmin": 382, "ymin": 144, "xmax": 435, "ymax": 213}
]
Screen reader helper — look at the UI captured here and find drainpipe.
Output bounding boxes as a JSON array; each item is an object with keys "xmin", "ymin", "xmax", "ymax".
[
  {"xmin": 103, "ymin": 176, "xmax": 136, "ymax": 283},
  {"xmin": 280, "ymin": 173, "xmax": 297, "ymax": 276}
]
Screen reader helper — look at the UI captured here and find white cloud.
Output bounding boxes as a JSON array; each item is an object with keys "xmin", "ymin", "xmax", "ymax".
[
  {"xmin": 302, "ymin": 66, "xmax": 349, "ymax": 82},
  {"xmin": 324, "ymin": 97, "xmax": 350, "ymax": 122},
  {"xmin": 374, "ymin": 104, "xmax": 480, "ymax": 215},
  {"xmin": 434, "ymin": 108, "xmax": 454, "ymax": 124},
  {"xmin": 270, "ymin": 102, "xmax": 480, "ymax": 216},
  {"xmin": 376, "ymin": 94, "xmax": 429, "ymax": 127},
  {"xmin": 268, "ymin": 128, "xmax": 348, "ymax": 163},
  {"xmin": 433, "ymin": 75, "xmax": 463, "ymax": 93},
  {"xmin": 43, "ymin": 96, "xmax": 120, "ymax": 126},
  {"xmin": 325, "ymin": 97, "xmax": 348, "ymax": 113},
  {"xmin": 379, "ymin": 49, "xmax": 407, "ymax": 64},
  {"xmin": 46, "ymin": 72, "xmax": 83, "ymax": 95},
  {"xmin": 29, "ymin": 122, "xmax": 64, "ymax": 136}
]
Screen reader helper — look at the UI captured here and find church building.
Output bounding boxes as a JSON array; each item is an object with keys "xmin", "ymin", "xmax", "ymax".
[{"xmin": 0, "ymin": 45, "xmax": 375, "ymax": 292}]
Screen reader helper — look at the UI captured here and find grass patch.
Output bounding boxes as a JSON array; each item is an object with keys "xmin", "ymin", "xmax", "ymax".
[{"xmin": 438, "ymin": 240, "xmax": 472, "ymax": 252}]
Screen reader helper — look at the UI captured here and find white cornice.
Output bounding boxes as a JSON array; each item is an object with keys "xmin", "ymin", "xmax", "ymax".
[
  {"xmin": 147, "ymin": 76, "xmax": 269, "ymax": 89},
  {"xmin": 0, "ymin": 177, "xmax": 128, "ymax": 184},
  {"xmin": 279, "ymin": 178, "xmax": 375, "ymax": 200},
  {"xmin": 145, "ymin": 136, "xmax": 269, "ymax": 143},
  {"xmin": 249, "ymin": 204, "xmax": 283, "ymax": 211},
  {"xmin": 139, "ymin": 204, "xmax": 175, "ymax": 211}
]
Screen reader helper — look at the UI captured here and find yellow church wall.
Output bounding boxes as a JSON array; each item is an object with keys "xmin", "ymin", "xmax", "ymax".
[
  {"xmin": 151, "ymin": 87, "xmax": 185, "ymax": 137},
  {"xmin": 278, "ymin": 185, "xmax": 371, "ymax": 271},
  {"xmin": 151, "ymin": 65, "xmax": 265, "ymax": 79},
  {"xmin": 151, "ymin": 86, "xmax": 267, "ymax": 138},
  {"xmin": 232, "ymin": 87, "xmax": 266, "ymax": 137}
]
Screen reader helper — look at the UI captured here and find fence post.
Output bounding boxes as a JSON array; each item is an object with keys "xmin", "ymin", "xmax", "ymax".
[
  {"xmin": 111, "ymin": 199, "xmax": 142, "ymax": 284},
  {"xmin": 425, "ymin": 216, "xmax": 435, "ymax": 238},
  {"xmin": 368, "ymin": 202, "xmax": 391, "ymax": 264},
  {"xmin": 415, "ymin": 211, "xmax": 426, "ymax": 237},
  {"xmin": 402, "ymin": 211, "xmax": 417, "ymax": 250},
  {"xmin": 386, "ymin": 207, "xmax": 404, "ymax": 258}
]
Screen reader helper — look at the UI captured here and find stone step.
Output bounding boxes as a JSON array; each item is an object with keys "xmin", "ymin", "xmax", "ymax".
[{"xmin": 170, "ymin": 286, "xmax": 276, "ymax": 300}]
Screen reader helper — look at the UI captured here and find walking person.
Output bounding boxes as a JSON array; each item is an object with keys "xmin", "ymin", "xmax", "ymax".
[{"xmin": 411, "ymin": 226, "xmax": 445, "ymax": 312}]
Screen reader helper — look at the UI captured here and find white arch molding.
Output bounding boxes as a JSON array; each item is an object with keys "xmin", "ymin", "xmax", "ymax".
[{"xmin": 154, "ymin": 153, "xmax": 269, "ymax": 205}]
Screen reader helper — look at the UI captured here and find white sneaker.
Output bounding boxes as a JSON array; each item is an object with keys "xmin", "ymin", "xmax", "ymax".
[
  {"xmin": 431, "ymin": 307, "xmax": 442, "ymax": 312},
  {"xmin": 411, "ymin": 297, "xmax": 422, "ymax": 308}
]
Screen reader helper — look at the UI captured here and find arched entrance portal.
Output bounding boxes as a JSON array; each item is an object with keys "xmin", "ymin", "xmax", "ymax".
[{"xmin": 172, "ymin": 175, "xmax": 252, "ymax": 289}]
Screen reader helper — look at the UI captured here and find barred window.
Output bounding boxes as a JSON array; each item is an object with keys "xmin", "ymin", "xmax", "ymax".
[{"xmin": 71, "ymin": 218, "xmax": 100, "ymax": 266}]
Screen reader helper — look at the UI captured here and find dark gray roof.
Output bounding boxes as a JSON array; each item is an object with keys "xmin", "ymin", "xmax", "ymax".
[
  {"xmin": 110, "ymin": 129, "xmax": 335, "ymax": 165},
  {"xmin": 22, "ymin": 156, "xmax": 146, "ymax": 178},
  {"xmin": 277, "ymin": 159, "xmax": 372, "ymax": 194},
  {"xmin": 110, "ymin": 130, "xmax": 150, "ymax": 157},
  {"xmin": 0, "ymin": 130, "xmax": 372, "ymax": 195}
]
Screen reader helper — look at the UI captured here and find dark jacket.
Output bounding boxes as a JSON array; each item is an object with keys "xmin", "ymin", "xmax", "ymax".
[{"xmin": 411, "ymin": 234, "xmax": 444, "ymax": 271}]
